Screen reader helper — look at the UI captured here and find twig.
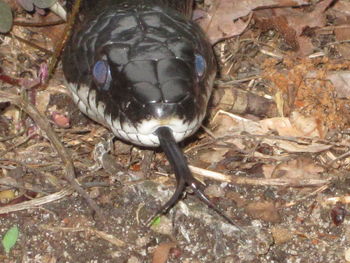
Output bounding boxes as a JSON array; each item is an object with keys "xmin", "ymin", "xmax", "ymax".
[
  {"xmin": 0, "ymin": 91, "xmax": 105, "ymax": 221},
  {"xmin": 324, "ymin": 195, "xmax": 350, "ymax": 205},
  {"xmin": 185, "ymin": 132, "xmax": 336, "ymax": 154},
  {"xmin": 215, "ymin": 75, "xmax": 261, "ymax": 86},
  {"xmin": 13, "ymin": 20, "xmax": 65, "ymax": 27},
  {"xmin": 189, "ymin": 165, "xmax": 330, "ymax": 187},
  {"xmin": 48, "ymin": 0, "xmax": 82, "ymax": 76},
  {"xmin": 0, "ymin": 188, "xmax": 72, "ymax": 214},
  {"xmin": 327, "ymin": 150, "xmax": 350, "ymax": 166}
]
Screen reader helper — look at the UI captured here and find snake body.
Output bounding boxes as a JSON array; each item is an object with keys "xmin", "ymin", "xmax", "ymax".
[{"xmin": 63, "ymin": 0, "xmax": 236, "ymax": 225}]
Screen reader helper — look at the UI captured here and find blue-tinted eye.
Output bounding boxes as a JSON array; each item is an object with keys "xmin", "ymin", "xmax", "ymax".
[
  {"xmin": 195, "ymin": 54, "xmax": 206, "ymax": 78},
  {"xmin": 93, "ymin": 60, "xmax": 110, "ymax": 89}
]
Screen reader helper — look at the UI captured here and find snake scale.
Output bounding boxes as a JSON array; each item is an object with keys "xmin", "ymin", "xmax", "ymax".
[{"xmin": 62, "ymin": 0, "xmax": 236, "ymax": 225}]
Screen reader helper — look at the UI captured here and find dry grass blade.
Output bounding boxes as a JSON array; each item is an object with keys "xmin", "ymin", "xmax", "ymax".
[
  {"xmin": 189, "ymin": 165, "xmax": 330, "ymax": 187},
  {"xmin": 0, "ymin": 188, "xmax": 72, "ymax": 214}
]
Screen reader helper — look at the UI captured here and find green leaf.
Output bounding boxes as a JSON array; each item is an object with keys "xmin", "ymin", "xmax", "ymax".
[
  {"xmin": 150, "ymin": 216, "xmax": 161, "ymax": 226},
  {"xmin": 0, "ymin": 1, "xmax": 13, "ymax": 33},
  {"xmin": 2, "ymin": 225, "xmax": 19, "ymax": 255},
  {"xmin": 33, "ymin": 0, "xmax": 57, "ymax": 9}
]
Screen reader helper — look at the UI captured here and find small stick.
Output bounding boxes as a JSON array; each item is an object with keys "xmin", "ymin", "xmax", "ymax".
[
  {"xmin": 0, "ymin": 188, "xmax": 72, "ymax": 214},
  {"xmin": 189, "ymin": 165, "xmax": 330, "ymax": 187}
]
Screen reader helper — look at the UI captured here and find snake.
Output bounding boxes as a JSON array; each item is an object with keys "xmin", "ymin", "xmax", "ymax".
[{"xmin": 62, "ymin": 0, "xmax": 237, "ymax": 225}]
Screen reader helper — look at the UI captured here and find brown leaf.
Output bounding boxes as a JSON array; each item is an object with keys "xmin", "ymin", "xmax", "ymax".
[
  {"xmin": 260, "ymin": 111, "xmax": 322, "ymax": 137},
  {"xmin": 198, "ymin": 0, "xmax": 310, "ymax": 43},
  {"xmin": 255, "ymin": 0, "xmax": 335, "ymax": 56},
  {"xmin": 263, "ymin": 157, "xmax": 324, "ymax": 179},
  {"xmin": 333, "ymin": 0, "xmax": 350, "ymax": 16},
  {"xmin": 245, "ymin": 201, "xmax": 281, "ymax": 223},
  {"xmin": 152, "ymin": 242, "xmax": 177, "ymax": 263}
]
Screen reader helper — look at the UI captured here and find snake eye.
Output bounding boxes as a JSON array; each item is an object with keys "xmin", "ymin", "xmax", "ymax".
[
  {"xmin": 195, "ymin": 54, "xmax": 206, "ymax": 78},
  {"xmin": 93, "ymin": 60, "xmax": 111, "ymax": 90}
]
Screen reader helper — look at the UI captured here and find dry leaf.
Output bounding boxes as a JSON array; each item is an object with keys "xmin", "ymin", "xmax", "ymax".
[
  {"xmin": 263, "ymin": 158, "xmax": 324, "ymax": 179},
  {"xmin": 0, "ymin": 190, "xmax": 16, "ymax": 202},
  {"xmin": 333, "ymin": 0, "xmax": 350, "ymax": 16},
  {"xmin": 199, "ymin": 148, "xmax": 229, "ymax": 163},
  {"xmin": 260, "ymin": 111, "xmax": 322, "ymax": 137},
  {"xmin": 245, "ymin": 201, "xmax": 281, "ymax": 223},
  {"xmin": 255, "ymin": 0, "xmax": 334, "ymax": 56},
  {"xmin": 204, "ymin": 111, "xmax": 330, "ymax": 166},
  {"xmin": 152, "ymin": 242, "xmax": 177, "ymax": 263},
  {"xmin": 327, "ymin": 71, "xmax": 350, "ymax": 99},
  {"xmin": 198, "ymin": 0, "xmax": 310, "ymax": 43}
]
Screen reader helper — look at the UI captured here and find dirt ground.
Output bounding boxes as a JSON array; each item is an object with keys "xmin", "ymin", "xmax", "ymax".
[{"xmin": 1, "ymin": 0, "xmax": 350, "ymax": 262}]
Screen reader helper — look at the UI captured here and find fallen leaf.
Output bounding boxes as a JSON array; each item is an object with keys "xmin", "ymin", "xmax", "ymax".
[
  {"xmin": 199, "ymin": 148, "xmax": 228, "ymax": 163},
  {"xmin": 333, "ymin": 0, "xmax": 350, "ymax": 16},
  {"xmin": 270, "ymin": 140, "xmax": 331, "ymax": 153},
  {"xmin": 203, "ymin": 111, "xmax": 331, "ymax": 166},
  {"xmin": 198, "ymin": 0, "xmax": 310, "ymax": 43},
  {"xmin": 152, "ymin": 242, "xmax": 177, "ymax": 263},
  {"xmin": 327, "ymin": 71, "xmax": 350, "ymax": 99},
  {"xmin": 255, "ymin": 0, "xmax": 335, "ymax": 56},
  {"xmin": 0, "ymin": 1, "xmax": 13, "ymax": 33},
  {"xmin": 263, "ymin": 157, "xmax": 324, "ymax": 179},
  {"xmin": 2, "ymin": 225, "xmax": 19, "ymax": 255},
  {"xmin": 260, "ymin": 111, "xmax": 322, "ymax": 137},
  {"xmin": 245, "ymin": 201, "xmax": 281, "ymax": 223},
  {"xmin": 0, "ymin": 190, "xmax": 16, "ymax": 202}
]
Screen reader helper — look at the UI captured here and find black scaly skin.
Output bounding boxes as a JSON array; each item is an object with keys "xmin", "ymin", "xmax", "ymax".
[{"xmin": 63, "ymin": 0, "xmax": 238, "ymax": 226}]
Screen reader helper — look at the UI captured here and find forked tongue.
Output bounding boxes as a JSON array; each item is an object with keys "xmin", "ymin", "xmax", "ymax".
[{"xmin": 147, "ymin": 126, "xmax": 241, "ymax": 229}]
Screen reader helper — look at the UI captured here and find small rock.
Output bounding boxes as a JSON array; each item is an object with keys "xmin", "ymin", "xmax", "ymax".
[
  {"xmin": 89, "ymin": 187, "xmax": 100, "ymax": 199},
  {"xmin": 150, "ymin": 216, "xmax": 173, "ymax": 236},
  {"xmin": 345, "ymin": 247, "xmax": 350, "ymax": 262},
  {"xmin": 136, "ymin": 235, "xmax": 151, "ymax": 247},
  {"xmin": 127, "ymin": 256, "xmax": 140, "ymax": 263},
  {"xmin": 204, "ymin": 184, "xmax": 225, "ymax": 198},
  {"xmin": 271, "ymin": 227, "xmax": 293, "ymax": 245},
  {"xmin": 245, "ymin": 201, "xmax": 281, "ymax": 223}
]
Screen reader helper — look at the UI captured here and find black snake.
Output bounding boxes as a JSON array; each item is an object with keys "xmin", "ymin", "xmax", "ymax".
[{"xmin": 62, "ymin": 0, "xmax": 236, "ymax": 225}]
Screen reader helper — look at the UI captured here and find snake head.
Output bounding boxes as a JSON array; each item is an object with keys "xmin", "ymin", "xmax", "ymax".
[{"xmin": 63, "ymin": 3, "xmax": 216, "ymax": 147}]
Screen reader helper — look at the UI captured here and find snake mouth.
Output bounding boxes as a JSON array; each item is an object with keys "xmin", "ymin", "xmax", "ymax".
[{"xmin": 109, "ymin": 116, "xmax": 204, "ymax": 147}]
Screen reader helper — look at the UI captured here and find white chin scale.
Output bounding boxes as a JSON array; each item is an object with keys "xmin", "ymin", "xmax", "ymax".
[{"xmin": 67, "ymin": 82, "xmax": 203, "ymax": 147}]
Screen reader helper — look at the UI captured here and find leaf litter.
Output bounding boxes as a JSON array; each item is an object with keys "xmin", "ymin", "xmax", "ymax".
[{"xmin": 0, "ymin": 0, "xmax": 350, "ymax": 262}]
